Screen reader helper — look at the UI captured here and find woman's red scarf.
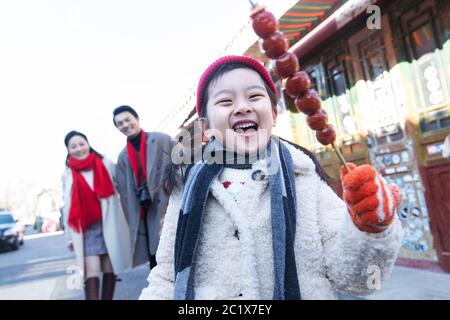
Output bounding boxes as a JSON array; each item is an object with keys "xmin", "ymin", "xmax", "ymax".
[
  {"xmin": 67, "ymin": 153, "xmax": 115, "ymax": 233},
  {"xmin": 126, "ymin": 130, "xmax": 148, "ymax": 219}
]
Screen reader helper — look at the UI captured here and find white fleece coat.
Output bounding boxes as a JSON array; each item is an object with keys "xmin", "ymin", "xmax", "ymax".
[
  {"xmin": 62, "ymin": 157, "xmax": 132, "ymax": 275},
  {"xmin": 139, "ymin": 142, "xmax": 404, "ymax": 300}
]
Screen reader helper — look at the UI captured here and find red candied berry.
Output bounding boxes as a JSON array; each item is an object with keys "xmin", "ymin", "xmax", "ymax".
[
  {"xmin": 275, "ymin": 52, "xmax": 299, "ymax": 79},
  {"xmin": 307, "ymin": 109, "xmax": 329, "ymax": 131},
  {"xmin": 316, "ymin": 124, "xmax": 336, "ymax": 145},
  {"xmin": 262, "ymin": 31, "xmax": 288, "ymax": 59},
  {"xmin": 251, "ymin": 7, "xmax": 278, "ymax": 39},
  {"xmin": 285, "ymin": 71, "xmax": 311, "ymax": 98},
  {"xmin": 294, "ymin": 89, "xmax": 321, "ymax": 115}
]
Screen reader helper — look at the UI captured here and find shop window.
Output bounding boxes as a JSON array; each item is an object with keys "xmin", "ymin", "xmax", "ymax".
[
  {"xmin": 400, "ymin": 0, "xmax": 441, "ymax": 61},
  {"xmin": 400, "ymin": 0, "xmax": 446, "ymax": 111},
  {"xmin": 308, "ymin": 69, "xmax": 319, "ymax": 91},
  {"xmin": 354, "ymin": 28, "xmax": 402, "ymax": 129},
  {"xmin": 420, "ymin": 118, "xmax": 439, "ymax": 132},
  {"xmin": 420, "ymin": 108, "xmax": 450, "ymax": 133},
  {"xmin": 306, "ymin": 64, "xmax": 329, "ymax": 100},
  {"xmin": 357, "ymin": 31, "xmax": 389, "ymax": 82},
  {"xmin": 407, "ymin": 23, "xmax": 438, "ymax": 58},
  {"xmin": 324, "ymin": 55, "xmax": 356, "ymax": 136},
  {"xmin": 390, "ymin": 130, "xmax": 404, "ymax": 142},
  {"xmin": 330, "ymin": 69, "xmax": 346, "ymax": 96},
  {"xmin": 375, "ymin": 124, "xmax": 405, "ymax": 144},
  {"xmin": 376, "ymin": 135, "xmax": 388, "ymax": 145},
  {"xmin": 441, "ymin": 117, "xmax": 450, "ymax": 128}
]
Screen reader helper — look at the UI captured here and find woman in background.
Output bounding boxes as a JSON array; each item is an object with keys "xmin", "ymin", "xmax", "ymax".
[{"xmin": 62, "ymin": 130, "xmax": 132, "ymax": 300}]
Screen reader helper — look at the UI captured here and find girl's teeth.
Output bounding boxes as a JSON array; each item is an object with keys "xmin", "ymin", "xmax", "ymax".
[
  {"xmin": 234, "ymin": 127, "xmax": 257, "ymax": 134},
  {"xmin": 235, "ymin": 123, "xmax": 256, "ymax": 129}
]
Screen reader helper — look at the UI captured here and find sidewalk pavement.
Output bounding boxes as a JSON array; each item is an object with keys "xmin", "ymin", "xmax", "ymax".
[
  {"xmin": 338, "ymin": 266, "xmax": 450, "ymax": 300},
  {"xmin": 73, "ymin": 264, "xmax": 450, "ymax": 300},
  {"xmin": 62, "ymin": 263, "xmax": 150, "ymax": 300}
]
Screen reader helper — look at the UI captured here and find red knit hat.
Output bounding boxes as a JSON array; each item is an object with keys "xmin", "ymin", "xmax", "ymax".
[{"xmin": 196, "ymin": 55, "xmax": 277, "ymax": 116}]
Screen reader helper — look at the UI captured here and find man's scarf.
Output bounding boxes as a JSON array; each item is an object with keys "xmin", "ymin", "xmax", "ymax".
[
  {"xmin": 126, "ymin": 129, "xmax": 148, "ymax": 186},
  {"xmin": 126, "ymin": 130, "xmax": 148, "ymax": 218}
]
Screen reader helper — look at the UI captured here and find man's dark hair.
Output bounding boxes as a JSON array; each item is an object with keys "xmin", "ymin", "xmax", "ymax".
[{"xmin": 113, "ymin": 105, "xmax": 139, "ymax": 126}]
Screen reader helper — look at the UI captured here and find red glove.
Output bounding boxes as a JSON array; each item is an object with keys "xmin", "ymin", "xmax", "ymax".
[{"xmin": 341, "ymin": 163, "xmax": 402, "ymax": 233}]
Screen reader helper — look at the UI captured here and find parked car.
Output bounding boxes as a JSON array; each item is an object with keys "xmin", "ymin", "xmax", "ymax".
[{"xmin": 0, "ymin": 212, "xmax": 25, "ymax": 250}]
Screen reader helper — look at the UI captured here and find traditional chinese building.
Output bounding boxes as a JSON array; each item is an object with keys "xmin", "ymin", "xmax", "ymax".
[{"xmin": 244, "ymin": 0, "xmax": 450, "ymax": 272}]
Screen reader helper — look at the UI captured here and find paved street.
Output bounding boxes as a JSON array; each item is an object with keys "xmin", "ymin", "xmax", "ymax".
[
  {"xmin": 365, "ymin": 266, "xmax": 450, "ymax": 300},
  {"xmin": 339, "ymin": 266, "xmax": 450, "ymax": 300},
  {"xmin": 0, "ymin": 230, "xmax": 149, "ymax": 300}
]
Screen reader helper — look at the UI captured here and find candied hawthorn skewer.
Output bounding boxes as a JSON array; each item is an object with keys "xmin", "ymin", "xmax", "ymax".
[{"xmin": 249, "ymin": 3, "xmax": 349, "ymax": 172}]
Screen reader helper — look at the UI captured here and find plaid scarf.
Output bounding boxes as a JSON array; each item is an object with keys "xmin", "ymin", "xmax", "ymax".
[{"xmin": 174, "ymin": 137, "xmax": 301, "ymax": 300}]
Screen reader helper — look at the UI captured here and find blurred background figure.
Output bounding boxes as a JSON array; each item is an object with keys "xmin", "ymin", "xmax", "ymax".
[{"xmin": 61, "ymin": 130, "xmax": 132, "ymax": 300}]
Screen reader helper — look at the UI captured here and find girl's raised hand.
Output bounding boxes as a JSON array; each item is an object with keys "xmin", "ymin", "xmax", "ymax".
[{"xmin": 341, "ymin": 163, "xmax": 402, "ymax": 233}]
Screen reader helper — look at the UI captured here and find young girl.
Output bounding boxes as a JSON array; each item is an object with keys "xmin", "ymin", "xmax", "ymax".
[
  {"xmin": 139, "ymin": 56, "xmax": 404, "ymax": 300},
  {"xmin": 62, "ymin": 131, "xmax": 132, "ymax": 300}
]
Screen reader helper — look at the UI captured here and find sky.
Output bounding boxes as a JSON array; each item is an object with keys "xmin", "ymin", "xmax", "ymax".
[{"xmin": 0, "ymin": 0, "xmax": 297, "ymax": 194}]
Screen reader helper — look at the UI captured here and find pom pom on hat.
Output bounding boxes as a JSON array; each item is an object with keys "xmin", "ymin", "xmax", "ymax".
[{"xmin": 195, "ymin": 55, "xmax": 277, "ymax": 116}]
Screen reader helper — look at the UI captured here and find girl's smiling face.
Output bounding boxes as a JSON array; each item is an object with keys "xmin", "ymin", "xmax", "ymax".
[{"xmin": 203, "ymin": 67, "xmax": 277, "ymax": 155}]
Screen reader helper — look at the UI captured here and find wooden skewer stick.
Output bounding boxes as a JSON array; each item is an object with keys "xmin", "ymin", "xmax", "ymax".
[{"xmin": 332, "ymin": 142, "xmax": 350, "ymax": 173}]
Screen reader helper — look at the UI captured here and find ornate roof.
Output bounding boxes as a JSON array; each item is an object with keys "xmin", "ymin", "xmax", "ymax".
[{"xmin": 244, "ymin": 0, "xmax": 345, "ymax": 61}]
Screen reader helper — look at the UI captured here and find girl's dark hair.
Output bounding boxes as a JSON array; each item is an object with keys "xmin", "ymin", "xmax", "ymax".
[
  {"xmin": 198, "ymin": 63, "xmax": 278, "ymax": 117},
  {"xmin": 168, "ymin": 63, "xmax": 331, "ymax": 187},
  {"xmin": 64, "ymin": 130, "xmax": 103, "ymax": 166},
  {"xmin": 179, "ymin": 63, "xmax": 278, "ymax": 165}
]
